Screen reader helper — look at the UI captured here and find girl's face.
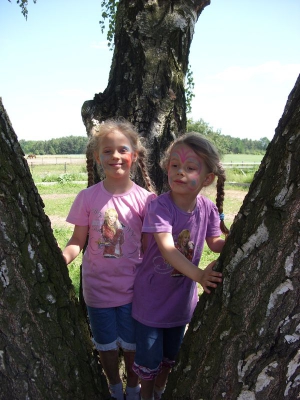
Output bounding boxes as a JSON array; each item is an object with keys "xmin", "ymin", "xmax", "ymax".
[
  {"xmin": 95, "ymin": 130, "xmax": 137, "ymax": 180},
  {"xmin": 168, "ymin": 144, "xmax": 214, "ymax": 195},
  {"xmin": 182, "ymin": 234, "xmax": 189, "ymax": 245},
  {"xmin": 107, "ymin": 213, "xmax": 117, "ymax": 225}
]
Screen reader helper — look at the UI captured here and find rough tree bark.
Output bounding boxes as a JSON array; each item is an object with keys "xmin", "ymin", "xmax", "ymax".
[
  {"xmin": 0, "ymin": 98, "xmax": 110, "ymax": 399},
  {"xmin": 82, "ymin": 0, "xmax": 210, "ymax": 193},
  {"xmin": 164, "ymin": 75, "xmax": 300, "ymax": 399}
]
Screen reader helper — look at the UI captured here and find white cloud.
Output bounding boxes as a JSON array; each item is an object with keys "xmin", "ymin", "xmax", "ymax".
[
  {"xmin": 90, "ymin": 41, "xmax": 109, "ymax": 50},
  {"xmin": 190, "ymin": 61, "xmax": 299, "ymax": 140},
  {"xmin": 214, "ymin": 62, "xmax": 300, "ymax": 83},
  {"xmin": 58, "ymin": 89, "xmax": 91, "ymax": 98}
]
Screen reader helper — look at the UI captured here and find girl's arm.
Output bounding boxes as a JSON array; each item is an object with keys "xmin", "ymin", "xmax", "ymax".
[
  {"xmin": 154, "ymin": 232, "xmax": 222, "ymax": 294},
  {"xmin": 62, "ymin": 225, "xmax": 89, "ymax": 265},
  {"xmin": 206, "ymin": 236, "xmax": 225, "ymax": 253}
]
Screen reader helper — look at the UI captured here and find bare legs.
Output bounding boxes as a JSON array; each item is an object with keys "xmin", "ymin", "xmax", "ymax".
[
  {"xmin": 99, "ymin": 349, "xmax": 139, "ymax": 399},
  {"xmin": 140, "ymin": 365, "xmax": 171, "ymax": 400},
  {"xmin": 123, "ymin": 350, "xmax": 139, "ymax": 388},
  {"xmin": 99, "ymin": 350, "xmax": 121, "ymax": 385}
]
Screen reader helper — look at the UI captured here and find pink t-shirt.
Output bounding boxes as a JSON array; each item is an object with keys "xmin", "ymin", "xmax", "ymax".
[
  {"xmin": 66, "ymin": 181, "xmax": 156, "ymax": 308},
  {"xmin": 132, "ymin": 192, "xmax": 221, "ymax": 328}
]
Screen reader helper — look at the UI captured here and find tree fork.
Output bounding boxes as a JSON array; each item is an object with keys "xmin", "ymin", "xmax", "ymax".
[
  {"xmin": 0, "ymin": 98, "xmax": 110, "ymax": 399},
  {"xmin": 82, "ymin": 0, "xmax": 210, "ymax": 193},
  {"xmin": 165, "ymin": 75, "xmax": 300, "ymax": 399}
]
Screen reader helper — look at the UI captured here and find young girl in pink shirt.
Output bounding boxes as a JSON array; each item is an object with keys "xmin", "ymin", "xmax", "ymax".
[{"xmin": 63, "ymin": 119, "xmax": 156, "ymax": 400}]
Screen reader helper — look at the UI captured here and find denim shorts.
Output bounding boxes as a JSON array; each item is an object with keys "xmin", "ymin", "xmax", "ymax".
[
  {"xmin": 87, "ymin": 303, "xmax": 136, "ymax": 351},
  {"xmin": 133, "ymin": 320, "xmax": 185, "ymax": 380}
]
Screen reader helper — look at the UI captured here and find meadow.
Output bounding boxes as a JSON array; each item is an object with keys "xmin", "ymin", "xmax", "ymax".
[
  {"xmin": 222, "ymin": 154, "xmax": 263, "ymax": 163},
  {"xmin": 29, "ymin": 153, "xmax": 262, "ymax": 186},
  {"xmin": 34, "ymin": 154, "xmax": 261, "ymax": 296}
]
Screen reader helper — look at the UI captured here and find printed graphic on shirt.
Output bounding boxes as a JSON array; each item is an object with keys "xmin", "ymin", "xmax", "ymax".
[
  {"xmin": 153, "ymin": 256, "xmax": 173, "ymax": 275},
  {"xmin": 99, "ymin": 208, "xmax": 125, "ymax": 258},
  {"xmin": 152, "ymin": 229, "xmax": 195, "ymax": 276},
  {"xmin": 91, "ymin": 207, "xmax": 129, "ymax": 258},
  {"xmin": 172, "ymin": 229, "xmax": 194, "ymax": 277}
]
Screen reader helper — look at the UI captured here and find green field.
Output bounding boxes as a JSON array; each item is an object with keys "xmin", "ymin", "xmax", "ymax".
[
  {"xmin": 29, "ymin": 164, "xmax": 87, "ymax": 182},
  {"xmin": 29, "ymin": 154, "xmax": 262, "ymax": 185},
  {"xmin": 38, "ymin": 179, "xmax": 247, "ymax": 297},
  {"xmin": 35, "ymin": 154, "xmax": 258, "ymax": 296},
  {"xmin": 222, "ymin": 154, "xmax": 263, "ymax": 163}
]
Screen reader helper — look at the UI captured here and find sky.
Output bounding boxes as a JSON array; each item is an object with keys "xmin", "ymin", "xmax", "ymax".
[{"xmin": 1, "ymin": 0, "xmax": 299, "ymax": 142}]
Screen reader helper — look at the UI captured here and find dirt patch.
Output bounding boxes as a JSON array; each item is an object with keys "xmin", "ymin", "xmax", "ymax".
[
  {"xmin": 202, "ymin": 186, "xmax": 247, "ymax": 202},
  {"xmin": 224, "ymin": 189, "xmax": 247, "ymax": 201},
  {"xmin": 48, "ymin": 215, "xmax": 73, "ymax": 229},
  {"xmin": 40, "ymin": 194, "xmax": 75, "ymax": 228},
  {"xmin": 42, "ymin": 194, "xmax": 75, "ymax": 200}
]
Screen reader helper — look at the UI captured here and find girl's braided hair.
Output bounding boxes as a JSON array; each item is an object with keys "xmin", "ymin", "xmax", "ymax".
[
  {"xmin": 161, "ymin": 132, "xmax": 229, "ymax": 236},
  {"xmin": 86, "ymin": 118, "xmax": 156, "ymax": 193}
]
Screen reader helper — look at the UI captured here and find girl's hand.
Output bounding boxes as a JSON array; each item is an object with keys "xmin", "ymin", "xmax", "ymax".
[{"xmin": 199, "ymin": 260, "xmax": 222, "ymax": 294}]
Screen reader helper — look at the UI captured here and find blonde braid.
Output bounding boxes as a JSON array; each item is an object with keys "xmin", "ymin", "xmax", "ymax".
[
  {"xmin": 137, "ymin": 148, "xmax": 156, "ymax": 194},
  {"xmin": 86, "ymin": 142, "xmax": 95, "ymax": 188},
  {"xmin": 216, "ymin": 163, "xmax": 229, "ymax": 236}
]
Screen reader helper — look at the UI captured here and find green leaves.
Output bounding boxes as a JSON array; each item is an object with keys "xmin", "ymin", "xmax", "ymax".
[
  {"xmin": 186, "ymin": 65, "xmax": 195, "ymax": 114},
  {"xmin": 10, "ymin": 0, "xmax": 37, "ymax": 20},
  {"xmin": 99, "ymin": 0, "xmax": 119, "ymax": 49}
]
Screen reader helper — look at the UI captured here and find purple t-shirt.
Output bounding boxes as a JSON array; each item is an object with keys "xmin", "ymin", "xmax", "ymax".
[
  {"xmin": 132, "ymin": 192, "xmax": 221, "ymax": 328},
  {"xmin": 66, "ymin": 181, "xmax": 156, "ymax": 308}
]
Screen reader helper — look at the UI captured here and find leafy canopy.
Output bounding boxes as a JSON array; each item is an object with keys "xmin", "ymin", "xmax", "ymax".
[
  {"xmin": 9, "ymin": 0, "xmax": 37, "ymax": 20},
  {"xmin": 99, "ymin": 0, "xmax": 119, "ymax": 49}
]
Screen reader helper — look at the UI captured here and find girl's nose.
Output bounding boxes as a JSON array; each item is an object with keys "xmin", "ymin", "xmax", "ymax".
[
  {"xmin": 177, "ymin": 168, "xmax": 184, "ymax": 175},
  {"xmin": 112, "ymin": 150, "xmax": 120, "ymax": 158}
]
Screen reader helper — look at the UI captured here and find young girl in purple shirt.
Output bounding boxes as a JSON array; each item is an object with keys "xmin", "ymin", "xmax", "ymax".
[{"xmin": 132, "ymin": 132, "xmax": 229, "ymax": 400}]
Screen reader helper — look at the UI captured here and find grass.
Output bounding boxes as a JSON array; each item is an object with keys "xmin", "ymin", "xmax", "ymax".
[
  {"xmin": 225, "ymin": 168, "xmax": 257, "ymax": 185},
  {"xmin": 29, "ymin": 164, "xmax": 87, "ymax": 182},
  {"xmin": 37, "ymin": 183, "xmax": 87, "ymax": 218},
  {"xmin": 29, "ymin": 154, "xmax": 263, "ymax": 184},
  {"xmin": 37, "ymin": 183, "xmax": 86, "ymax": 295},
  {"xmin": 198, "ymin": 184, "xmax": 246, "ymax": 295},
  {"xmin": 37, "ymin": 182, "xmax": 87, "ymax": 195},
  {"xmin": 53, "ymin": 226, "xmax": 82, "ymax": 295},
  {"xmin": 38, "ymin": 180, "xmax": 246, "ymax": 298},
  {"xmin": 222, "ymin": 154, "xmax": 263, "ymax": 163},
  {"xmin": 36, "ymin": 155, "xmax": 255, "ymax": 297}
]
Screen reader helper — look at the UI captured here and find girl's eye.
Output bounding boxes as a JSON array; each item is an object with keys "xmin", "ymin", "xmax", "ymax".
[{"xmin": 171, "ymin": 163, "xmax": 178, "ymax": 168}]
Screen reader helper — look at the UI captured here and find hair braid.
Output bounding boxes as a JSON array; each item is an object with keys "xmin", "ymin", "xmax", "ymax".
[
  {"xmin": 137, "ymin": 148, "xmax": 156, "ymax": 193},
  {"xmin": 216, "ymin": 164, "xmax": 229, "ymax": 236},
  {"xmin": 86, "ymin": 143, "xmax": 95, "ymax": 188}
]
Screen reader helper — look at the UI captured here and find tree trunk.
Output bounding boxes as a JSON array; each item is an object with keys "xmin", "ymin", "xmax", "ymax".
[
  {"xmin": 165, "ymin": 75, "xmax": 300, "ymax": 399},
  {"xmin": 81, "ymin": 0, "xmax": 210, "ymax": 193},
  {"xmin": 0, "ymin": 98, "xmax": 110, "ymax": 399}
]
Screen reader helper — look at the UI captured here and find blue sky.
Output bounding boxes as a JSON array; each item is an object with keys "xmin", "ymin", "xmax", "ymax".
[{"xmin": 1, "ymin": 0, "xmax": 299, "ymax": 142}]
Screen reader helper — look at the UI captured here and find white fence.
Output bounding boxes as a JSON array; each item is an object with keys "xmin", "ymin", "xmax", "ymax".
[
  {"xmin": 26, "ymin": 157, "xmax": 260, "ymax": 168},
  {"xmin": 223, "ymin": 162, "xmax": 260, "ymax": 169},
  {"xmin": 25, "ymin": 156, "xmax": 85, "ymax": 165}
]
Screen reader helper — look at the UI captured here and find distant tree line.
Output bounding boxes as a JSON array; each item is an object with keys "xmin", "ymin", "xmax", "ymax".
[
  {"xmin": 187, "ymin": 119, "xmax": 270, "ymax": 155},
  {"xmin": 19, "ymin": 136, "xmax": 88, "ymax": 155},
  {"xmin": 19, "ymin": 120, "xmax": 270, "ymax": 155}
]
